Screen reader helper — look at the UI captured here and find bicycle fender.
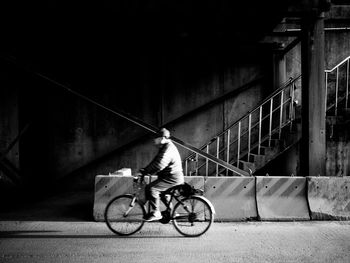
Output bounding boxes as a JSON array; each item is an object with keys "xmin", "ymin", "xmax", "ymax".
[
  {"xmin": 123, "ymin": 194, "xmax": 134, "ymax": 198},
  {"xmin": 194, "ymin": 195, "xmax": 216, "ymax": 214}
]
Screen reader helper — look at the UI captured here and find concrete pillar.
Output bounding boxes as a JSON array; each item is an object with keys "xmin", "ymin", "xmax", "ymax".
[
  {"xmin": 272, "ymin": 52, "xmax": 286, "ymax": 90},
  {"xmin": 300, "ymin": 13, "xmax": 326, "ymax": 177}
]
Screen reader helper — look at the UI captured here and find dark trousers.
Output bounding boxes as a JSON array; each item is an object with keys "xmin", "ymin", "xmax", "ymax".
[{"xmin": 145, "ymin": 177, "xmax": 183, "ymax": 213}]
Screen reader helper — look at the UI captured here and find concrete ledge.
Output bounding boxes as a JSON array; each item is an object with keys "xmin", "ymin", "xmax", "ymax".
[
  {"xmin": 256, "ymin": 176, "xmax": 310, "ymax": 221},
  {"xmin": 307, "ymin": 177, "xmax": 350, "ymax": 220}
]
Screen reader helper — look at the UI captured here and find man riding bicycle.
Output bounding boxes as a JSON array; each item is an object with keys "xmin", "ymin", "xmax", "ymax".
[{"xmin": 139, "ymin": 128, "xmax": 184, "ymax": 222}]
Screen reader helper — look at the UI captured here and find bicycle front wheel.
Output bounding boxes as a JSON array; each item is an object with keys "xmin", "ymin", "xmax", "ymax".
[
  {"xmin": 172, "ymin": 196, "xmax": 214, "ymax": 237},
  {"xmin": 105, "ymin": 195, "xmax": 146, "ymax": 236}
]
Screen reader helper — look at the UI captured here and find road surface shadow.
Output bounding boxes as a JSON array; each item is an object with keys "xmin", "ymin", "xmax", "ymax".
[
  {"xmin": 0, "ymin": 231, "xmax": 187, "ymax": 239},
  {"xmin": 0, "ymin": 191, "xmax": 94, "ymax": 222}
]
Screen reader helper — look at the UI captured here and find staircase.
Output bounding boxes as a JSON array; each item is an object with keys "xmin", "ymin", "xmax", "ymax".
[{"xmin": 185, "ymin": 55, "xmax": 350, "ymax": 177}]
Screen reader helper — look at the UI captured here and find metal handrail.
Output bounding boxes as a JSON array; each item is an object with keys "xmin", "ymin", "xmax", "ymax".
[
  {"xmin": 213, "ymin": 76, "xmax": 300, "ymax": 142},
  {"xmin": 186, "ymin": 76, "xmax": 300, "ymax": 157},
  {"xmin": 194, "ymin": 118, "xmax": 294, "ymax": 173},
  {"xmin": 185, "ymin": 76, "xmax": 300, "ymax": 173},
  {"xmin": 325, "ymin": 55, "xmax": 350, "ymax": 115},
  {"xmin": 216, "ymin": 97, "xmax": 293, "ymax": 156},
  {"xmin": 325, "ymin": 55, "xmax": 350, "ymax": 73}
]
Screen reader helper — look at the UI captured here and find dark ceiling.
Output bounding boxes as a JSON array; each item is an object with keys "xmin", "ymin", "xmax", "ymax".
[{"xmin": 1, "ymin": 1, "xmax": 297, "ymax": 86}]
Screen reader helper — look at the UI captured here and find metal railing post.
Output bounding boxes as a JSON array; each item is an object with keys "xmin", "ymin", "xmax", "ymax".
[
  {"xmin": 226, "ymin": 129, "xmax": 231, "ymax": 176},
  {"xmin": 325, "ymin": 72, "xmax": 328, "ymax": 113},
  {"xmin": 290, "ymin": 83, "xmax": 295, "ymax": 132},
  {"xmin": 248, "ymin": 114, "xmax": 252, "ymax": 161},
  {"xmin": 258, "ymin": 106, "xmax": 262, "ymax": 155},
  {"xmin": 279, "ymin": 90, "xmax": 284, "ymax": 139},
  {"xmin": 269, "ymin": 98, "xmax": 273, "ymax": 147},
  {"xmin": 195, "ymin": 153, "xmax": 199, "ymax": 176},
  {"xmin": 336, "ymin": 67, "xmax": 339, "ymax": 116},
  {"xmin": 347, "ymin": 59, "xmax": 349, "ymax": 109},
  {"xmin": 206, "ymin": 145, "xmax": 209, "ymax": 177},
  {"xmin": 237, "ymin": 122, "xmax": 241, "ymax": 169},
  {"xmin": 216, "ymin": 137, "xmax": 220, "ymax": 176}
]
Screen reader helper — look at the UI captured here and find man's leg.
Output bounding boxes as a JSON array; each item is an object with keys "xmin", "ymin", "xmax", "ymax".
[{"xmin": 145, "ymin": 179, "xmax": 174, "ymax": 221}]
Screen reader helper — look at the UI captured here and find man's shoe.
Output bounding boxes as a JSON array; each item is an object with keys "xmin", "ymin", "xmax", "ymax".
[{"xmin": 144, "ymin": 211, "xmax": 162, "ymax": 222}]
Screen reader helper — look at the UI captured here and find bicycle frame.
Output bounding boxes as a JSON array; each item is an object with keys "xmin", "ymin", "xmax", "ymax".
[
  {"xmin": 105, "ymin": 179, "xmax": 215, "ymax": 236},
  {"xmin": 134, "ymin": 176, "xmax": 215, "ymax": 218},
  {"xmin": 133, "ymin": 176, "xmax": 183, "ymax": 211}
]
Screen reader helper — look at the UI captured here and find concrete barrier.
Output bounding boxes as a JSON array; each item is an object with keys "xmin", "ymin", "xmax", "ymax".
[
  {"xmin": 256, "ymin": 176, "xmax": 310, "ymax": 221},
  {"xmin": 95, "ymin": 175, "xmax": 329, "ymax": 222},
  {"xmin": 307, "ymin": 177, "xmax": 350, "ymax": 220},
  {"xmin": 204, "ymin": 177, "xmax": 257, "ymax": 221},
  {"xmin": 93, "ymin": 175, "xmax": 134, "ymax": 221},
  {"xmin": 185, "ymin": 176, "xmax": 205, "ymax": 190}
]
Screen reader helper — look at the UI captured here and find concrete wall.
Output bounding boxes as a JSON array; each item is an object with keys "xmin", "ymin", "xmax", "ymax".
[
  {"xmin": 1, "ymin": 5, "xmax": 349, "ymax": 194},
  {"xmin": 0, "ymin": 63, "xmax": 20, "ymax": 189},
  {"xmin": 74, "ymin": 48, "xmax": 270, "ymax": 189},
  {"xmin": 0, "ymin": 44, "xmax": 271, "ymax": 192},
  {"xmin": 324, "ymin": 5, "xmax": 350, "ymax": 69}
]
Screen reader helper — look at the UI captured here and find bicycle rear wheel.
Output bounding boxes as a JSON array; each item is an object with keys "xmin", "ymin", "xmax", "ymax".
[
  {"xmin": 105, "ymin": 195, "xmax": 146, "ymax": 236},
  {"xmin": 172, "ymin": 196, "xmax": 214, "ymax": 237}
]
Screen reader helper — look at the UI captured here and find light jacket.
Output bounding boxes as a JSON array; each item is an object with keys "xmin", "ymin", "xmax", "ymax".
[{"xmin": 142, "ymin": 141, "xmax": 184, "ymax": 182}]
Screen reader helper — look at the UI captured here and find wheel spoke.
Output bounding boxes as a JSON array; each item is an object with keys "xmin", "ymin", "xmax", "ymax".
[
  {"xmin": 172, "ymin": 196, "xmax": 213, "ymax": 237},
  {"xmin": 105, "ymin": 195, "xmax": 145, "ymax": 236}
]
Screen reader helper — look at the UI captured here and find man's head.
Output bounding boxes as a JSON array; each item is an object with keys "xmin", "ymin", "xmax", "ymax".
[{"xmin": 154, "ymin": 128, "xmax": 171, "ymax": 146}]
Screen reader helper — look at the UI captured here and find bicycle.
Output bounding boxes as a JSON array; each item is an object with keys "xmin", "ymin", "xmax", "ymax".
[{"xmin": 104, "ymin": 176, "xmax": 215, "ymax": 237}]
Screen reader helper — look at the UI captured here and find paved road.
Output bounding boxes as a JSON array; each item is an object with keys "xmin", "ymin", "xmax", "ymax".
[{"xmin": 1, "ymin": 220, "xmax": 350, "ymax": 263}]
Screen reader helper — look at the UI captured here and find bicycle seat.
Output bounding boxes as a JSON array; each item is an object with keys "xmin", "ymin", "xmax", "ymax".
[
  {"xmin": 162, "ymin": 183, "xmax": 203, "ymax": 197},
  {"xmin": 161, "ymin": 184, "xmax": 184, "ymax": 196}
]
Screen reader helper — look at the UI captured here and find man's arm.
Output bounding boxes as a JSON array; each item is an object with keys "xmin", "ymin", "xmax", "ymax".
[{"xmin": 141, "ymin": 145, "xmax": 171, "ymax": 175}]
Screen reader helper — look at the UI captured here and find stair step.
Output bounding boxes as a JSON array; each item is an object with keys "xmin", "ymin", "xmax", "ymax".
[
  {"xmin": 235, "ymin": 124, "xmax": 301, "ymax": 174},
  {"xmin": 251, "ymin": 145, "xmax": 279, "ymax": 156},
  {"xmin": 241, "ymin": 128, "xmax": 301, "ymax": 174},
  {"xmin": 264, "ymin": 146, "xmax": 280, "ymax": 158},
  {"xmin": 261, "ymin": 138, "xmax": 280, "ymax": 147},
  {"xmin": 281, "ymin": 129, "xmax": 301, "ymax": 148},
  {"xmin": 248, "ymin": 153, "xmax": 266, "ymax": 166}
]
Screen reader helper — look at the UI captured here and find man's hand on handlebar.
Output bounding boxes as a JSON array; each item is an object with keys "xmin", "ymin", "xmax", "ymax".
[
  {"xmin": 133, "ymin": 175, "xmax": 143, "ymax": 183},
  {"xmin": 133, "ymin": 169, "xmax": 147, "ymax": 183}
]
